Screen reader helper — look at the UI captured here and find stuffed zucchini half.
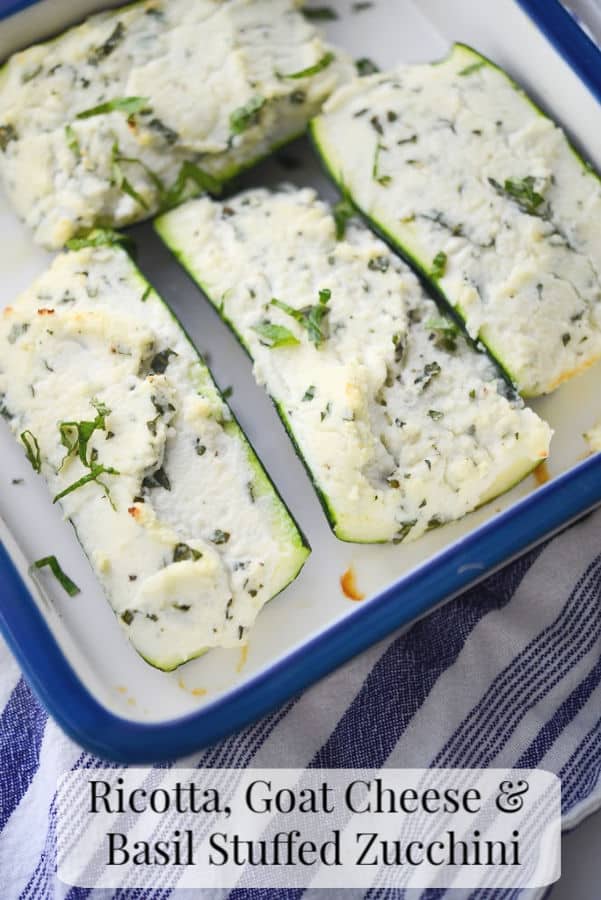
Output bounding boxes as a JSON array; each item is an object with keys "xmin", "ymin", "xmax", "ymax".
[
  {"xmin": 155, "ymin": 187, "xmax": 551, "ymax": 544},
  {"xmin": 310, "ymin": 43, "xmax": 601, "ymax": 398},
  {"xmin": 0, "ymin": 0, "xmax": 352, "ymax": 249},
  {"xmin": 0, "ymin": 243, "xmax": 309, "ymax": 670}
]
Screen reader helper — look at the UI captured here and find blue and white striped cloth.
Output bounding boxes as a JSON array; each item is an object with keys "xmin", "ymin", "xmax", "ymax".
[{"xmin": 1, "ymin": 505, "xmax": 601, "ymax": 899}]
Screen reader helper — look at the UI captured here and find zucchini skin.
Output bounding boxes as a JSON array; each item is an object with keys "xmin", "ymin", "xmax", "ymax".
[{"xmin": 310, "ymin": 43, "xmax": 601, "ymax": 398}]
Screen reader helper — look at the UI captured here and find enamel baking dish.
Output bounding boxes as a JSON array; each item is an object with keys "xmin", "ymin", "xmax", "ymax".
[{"xmin": 0, "ymin": 0, "xmax": 600, "ymax": 762}]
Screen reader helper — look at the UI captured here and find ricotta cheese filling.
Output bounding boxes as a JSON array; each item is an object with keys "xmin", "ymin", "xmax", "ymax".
[
  {"xmin": 311, "ymin": 43, "xmax": 601, "ymax": 397},
  {"xmin": 156, "ymin": 186, "xmax": 552, "ymax": 543},
  {"xmin": 0, "ymin": 246, "xmax": 308, "ymax": 670},
  {"xmin": 0, "ymin": 0, "xmax": 352, "ymax": 248}
]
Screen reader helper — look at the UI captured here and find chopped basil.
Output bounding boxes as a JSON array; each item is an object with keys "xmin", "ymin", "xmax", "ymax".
[
  {"xmin": 562, "ymin": 333, "xmax": 571, "ymax": 346},
  {"xmin": 0, "ymin": 394, "xmax": 12, "ymax": 421},
  {"xmin": 222, "ymin": 385, "xmax": 233, "ymax": 400},
  {"xmin": 211, "ymin": 529, "xmax": 230, "ymax": 544},
  {"xmin": 32, "ymin": 556, "xmax": 80, "ymax": 596},
  {"xmin": 393, "ymin": 521, "xmax": 416, "ymax": 544},
  {"xmin": 109, "ymin": 143, "xmax": 152, "ymax": 210},
  {"xmin": 425, "ymin": 316, "xmax": 457, "ymax": 334},
  {"xmin": 488, "ymin": 176, "xmax": 546, "ymax": 217},
  {"xmin": 352, "ymin": 1, "xmax": 374, "ymax": 10},
  {"xmin": 283, "ymin": 51, "xmax": 335, "ymax": 79},
  {"xmin": 53, "ymin": 463, "xmax": 120, "ymax": 505},
  {"xmin": 148, "ymin": 117, "xmax": 179, "ymax": 145},
  {"xmin": 59, "ymin": 399, "xmax": 110, "ymax": 467},
  {"xmin": 458, "ymin": 60, "xmax": 486, "ymax": 76},
  {"xmin": 173, "ymin": 543, "xmax": 202, "ymax": 562},
  {"xmin": 65, "ymin": 124, "xmax": 80, "ymax": 157},
  {"xmin": 356, "ymin": 57, "xmax": 380, "ymax": 76},
  {"xmin": 372, "ymin": 142, "xmax": 391, "ymax": 186},
  {"xmin": 320, "ymin": 402, "xmax": 332, "ymax": 421},
  {"xmin": 271, "ymin": 288, "xmax": 331, "ymax": 348},
  {"xmin": 415, "ymin": 361, "xmax": 442, "ymax": 389},
  {"xmin": 230, "ymin": 95, "xmax": 266, "ymax": 134},
  {"xmin": 392, "ymin": 332, "xmax": 405, "ymax": 362},
  {"xmin": 469, "ymin": 388, "xmax": 476, "ymax": 399},
  {"xmin": 332, "ymin": 194, "xmax": 354, "ymax": 239},
  {"xmin": 149, "ymin": 348, "xmax": 178, "ymax": 373},
  {"xmin": 368, "ymin": 255, "xmax": 389, "ymax": 272},
  {"xmin": 302, "ymin": 385, "xmax": 316, "ymax": 402},
  {"xmin": 0, "ymin": 124, "xmax": 18, "ymax": 152},
  {"xmin": 163, "ymin": 160, "xmax": 222, "ymax": 208},
  {"xmin": 427, "ymin": 516, "xmax": 444, "ymax": 530},
  {"xmin": 7, "ymin": 322, "xmax": 29, "ymax": 344},
  {"xmin": 252, "ymin": 321, "xmax": 300, "ymax": 348},
  {"xmin": 20, "ymin": 430, "xmax": 41, "ymax": 473},
  {"xmin": 301, "ymin": 5, "xmax": 338, "ymax": 19},
  {"xmin": 76, "ymin": 96, "xmax": 150, "ymax": 119},
  {"xmin": 426, "ymin": 316, "xmax": 458, "ymax": 352},
  {"xmin": 142, "ymin": 466, "xmax": 171, "ymax": 491},
  {"xmin": 121, "ymin": 609, "xmax": 134, "ymax": 626},
  {"xmin": 195, "ymin": 440, "xmax": 207, "ymax": 456},
  {"xmin": 88, "ymin": 21, "xmax": 125, "ymax": 65},
  {"xmin": 66, "ymin": 228, "xmax": 130, "ymax": 251},
  {"xmin": 141, "ymin": 285, "xmax": 152, "ymax": 302},
  {"xmin": 431, "ymin": 251, "xmax": 448, "ymax": 279},
  {"xmin": 428, "ymin": 409, "xmax": 444, "ymax": 421}
]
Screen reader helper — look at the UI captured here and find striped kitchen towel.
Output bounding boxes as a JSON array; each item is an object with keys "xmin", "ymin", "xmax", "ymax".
[{"xmin": 1, "ymin": 504, "xmax": 601, "ymax": 899}]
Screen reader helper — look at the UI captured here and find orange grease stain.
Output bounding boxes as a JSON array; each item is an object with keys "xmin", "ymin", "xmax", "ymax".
[
  {"xmin": 340, "ymin": 567, "xmax": 365, "ymax": 602},
  {"xmin": 533, "ymin": 462, "xmax": 550, "ymax": 486},
  {"xmin": 178, "ymin": 674, "xmax": 207, "ymax": 698},
  {"xmin": 237, "ymin": 644, "xmax": 249, "ymax": 673}
]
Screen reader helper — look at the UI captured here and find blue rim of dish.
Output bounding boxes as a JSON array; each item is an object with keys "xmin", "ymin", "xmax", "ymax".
[
  {"xmin": 2, "ymin": 453, "xmax": 601, "ymax": 762},
  {"xmin": 0, "ymin": 0, "xmax": 600, "ymax": 762},
  {"xmin": 517, "ymin": 0, "xmax": 601, "ymax": 102}
]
